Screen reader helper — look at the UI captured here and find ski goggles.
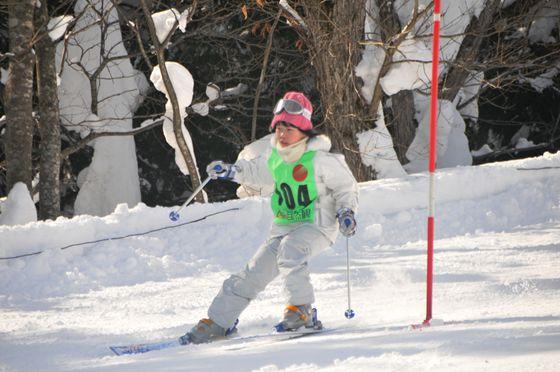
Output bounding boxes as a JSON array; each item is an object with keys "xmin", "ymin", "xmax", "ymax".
[{"xmin": 273, "ymin": 99, "xmax": 312, "ymax": 120}]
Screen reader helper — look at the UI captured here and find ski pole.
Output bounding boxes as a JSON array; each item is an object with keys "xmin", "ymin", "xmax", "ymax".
[
  {"xmin": 169, "ymin": 176, "xmax": 212, "ymax": 221},
  {"xmin": 344, "ymin": 236, "xmax": 355, "ymax": 319}
]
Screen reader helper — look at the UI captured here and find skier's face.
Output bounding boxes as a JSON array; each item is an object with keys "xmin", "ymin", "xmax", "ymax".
[{"xmin": 275, "ymin": 122, "xmax": 307, "ymax": 147}]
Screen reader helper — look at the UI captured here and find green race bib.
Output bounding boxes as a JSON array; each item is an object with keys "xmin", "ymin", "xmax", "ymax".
[{"xmin": 267, "ymin": 149, "xmax": 317, "ymax": 224}]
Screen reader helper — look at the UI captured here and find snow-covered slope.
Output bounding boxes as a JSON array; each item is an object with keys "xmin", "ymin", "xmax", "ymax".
[{"xmin": 1, "ymin": 153, "xmax": 560, "ymax": 371}]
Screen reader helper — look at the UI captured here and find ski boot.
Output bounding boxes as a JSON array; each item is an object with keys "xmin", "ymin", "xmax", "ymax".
[
  {"xmin": 179, "ymin": 318, "xmax": 238, "ymax": 345},
  {"xmin": 274, "ymin": 304, "xmax": 323, "ymax": 332}
]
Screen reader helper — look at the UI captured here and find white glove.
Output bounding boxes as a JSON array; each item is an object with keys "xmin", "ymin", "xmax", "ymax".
[
  {"xmin": 337, "ymin": 208, "xmax": 356, "ymax": 237},
  {"xmin": 206, "ymin": 160, "xmax": 237, "ymax": 180}
]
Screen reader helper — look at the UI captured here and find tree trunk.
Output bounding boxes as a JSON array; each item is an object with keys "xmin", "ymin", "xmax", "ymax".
[
  {"xmin": 388, "ymin": 90, "xmax": 415, "ymax": 163},
  {"xmin": 304, "ymin": 0, "xmax": 373, "ymax": 181},
  {"xmin": 4, "ymin": 0, "xmax": 35, "ymax": 193},
  {"xmin": 36, "ymin": 2, "xmax": 62, "ymax": 220}
]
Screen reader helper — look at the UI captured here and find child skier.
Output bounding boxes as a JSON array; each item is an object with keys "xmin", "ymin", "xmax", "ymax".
[{"xmin": 181, "ymin": 91, "xmax": 358, "ymax": 344}]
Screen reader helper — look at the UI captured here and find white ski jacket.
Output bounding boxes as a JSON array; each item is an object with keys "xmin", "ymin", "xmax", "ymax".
[{"xmin": 233, "ymin": 134, "xmax": 359, "ymax": 242}]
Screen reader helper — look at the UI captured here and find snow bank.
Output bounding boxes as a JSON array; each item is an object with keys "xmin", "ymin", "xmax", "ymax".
[
  {"xmin": 0, "ymin": 199, "xmax": 270, "ymax": 299},
  {"xmin": 2, "ymin": 152, "xmax": 559, "ymax": 301},
  {"xmin": 0, "ymin": 183, "xmax": 37, "ymax": 226},
  {"xmin": 362, "ymin": 151, "xmax": 560, "ymax": 217}
]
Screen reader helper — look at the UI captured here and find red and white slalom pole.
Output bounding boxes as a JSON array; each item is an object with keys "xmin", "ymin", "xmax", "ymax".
[{"xmin": 413, "ymin": 0, "xmax": 441, "ymax": 329}]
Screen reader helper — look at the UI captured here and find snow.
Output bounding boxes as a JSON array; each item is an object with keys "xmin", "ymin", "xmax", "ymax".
[
  {"xmin": 0, "ymin": 67, "xmax": 8, "ymax": 84},
  {"xmin": 405, "ymin": 100, "xmax": 472, "ymax": 173},
  {"xmin": 501, "ymin": 0, "xmax": 519, "ymax": 7},
  {"xmin": 515, "ymin": 138, "xmax": 536, "ymax": 149},
  {"xmin": 0, "ymin": 183, "xmax": 37, "ymax": 226},
  {"xmin": 379, "ymin": 37, "xmax": 433, "ymax": 96},
  {"xmin": 355, "ymin": 44, "xmax": 385, "ymax": 104},
  {"xmin": 438, "ymin": 0, "xmax": 485, "ymax": 61},
  {"xmin": 355, "ymin": 0, "xmax": 385, "ymax": 104},
  {"xmin": 471, "ymin": 144, "xmax": 493, "ymax": 157},
  {"xmin": 151, "ymin": 7, "xmax": 192, "ymax": 44},
  {"xmin": 73, "ymin": 132, "xmax": 141, "ymax": 216},
  {"xmin": 457, "ymin": 71, "xmax": 484, "ymax": 121},
  {"xmin": 191, "ymin": 83, "xmax": 221, "ymax": 116},
  {"xmin": 356, "ymin": 104, "xmax": 407, "ymax": 178},
  {"xmin": 520, "ymin": 66, "xmax": 559, "ymax": 93},
  {"xmin": 528, "ymin": 0, "xmax": 560, "ymax": 44},
  {"xmin": 47, "ymin": 15, "xmax": 73, "ymax": 41},
  {"xmin": 150, "ymin": 62, "xmax": 198, "ymax": 176},
  {"xmin": 2, "ymin": 152, "xmax": 560, "ymax": 370},
  {"xmin": 205, "ymin": 83, "xmax": 220, "ymax": 101},
  {"xmin": 152, "ymin": 9, "xmax": 179, "ymax": 43},
  {"xmin": 510, "ymin": 125, "xmax": 532, "ymax": 147}
]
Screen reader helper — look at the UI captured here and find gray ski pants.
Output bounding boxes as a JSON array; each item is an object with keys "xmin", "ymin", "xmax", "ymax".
[{"xmin": 208, "ymin": 224, "xmax": 332, "ymax": 329}]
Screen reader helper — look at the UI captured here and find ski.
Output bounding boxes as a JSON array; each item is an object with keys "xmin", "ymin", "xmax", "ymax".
[
  {"xmin": 222, "ymin": 327, "xmax": 333, "ymax": 352},
  {"xmin": 110, "ymin": 308, "xmax": 327, "ymax": 356},
  {"xmin": 109, "ymin": 327, "xmax": 330, "ymax": 356},
  {"xmin": 110, "ymin": 339, "xmax": 182, "ymax": 356}
]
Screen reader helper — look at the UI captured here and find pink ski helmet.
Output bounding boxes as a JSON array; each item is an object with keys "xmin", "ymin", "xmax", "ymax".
[{"xmin": 270, "ymin": 91, "xmax": 313, "ymax": 132}]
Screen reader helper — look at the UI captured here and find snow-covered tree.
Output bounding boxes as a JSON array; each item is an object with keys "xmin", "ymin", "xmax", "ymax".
[
  {"xmin": 278, "ymin": 0, "xmax": 559, "ymax": 178},
  {"xmin": 56, "ymin": 0, "xmax": 145, "ymax": 216}
]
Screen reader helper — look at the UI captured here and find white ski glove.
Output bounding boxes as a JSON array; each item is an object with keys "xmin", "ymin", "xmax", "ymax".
[
  {"xmin": 206, "ymin": 160, "xmax": 237, "ymax": 180},
  {"xmin": 337, "ymin": 208, "xmax": 356, "ymax": 237}
]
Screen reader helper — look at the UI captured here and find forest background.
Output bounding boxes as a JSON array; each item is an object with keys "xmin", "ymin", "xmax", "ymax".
[{"xmin": 0, "ymin": 0, "xmax": 558, "ymax": 222}]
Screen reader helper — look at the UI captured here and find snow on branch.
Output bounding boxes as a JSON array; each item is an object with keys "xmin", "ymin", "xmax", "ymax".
[
  {"xmin": 279, "ymin": 0, "xmax": 308, "ymax": 33},
  {"xmin": 47, "ymin": 15, "xmax": 74, "ymax": 42},
  {"xmin": 151, "ymin": 2, "xmax": 196, "ymax": 45}
]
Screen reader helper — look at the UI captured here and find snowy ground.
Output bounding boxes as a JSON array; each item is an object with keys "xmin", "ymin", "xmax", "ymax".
[{"xmin": 1, "ymin": 153, "xmax": 560, "ymax": 371}]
